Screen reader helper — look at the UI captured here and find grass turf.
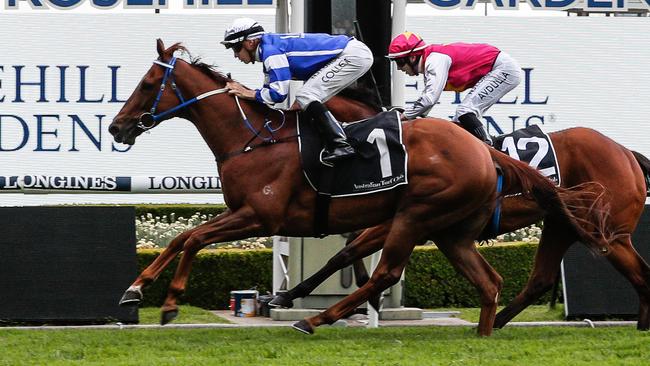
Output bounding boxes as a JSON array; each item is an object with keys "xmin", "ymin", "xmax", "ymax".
[
  {"xmin": 434, "ymin": 304, "xmax": 565, "ymax": 323},
  {"xmin": 0, "ymin": 326, "xmax": 647, "ymax": 365},
  {"xmin": 137, "ymin": 306, "xmax": 230, "ymax": 325}
]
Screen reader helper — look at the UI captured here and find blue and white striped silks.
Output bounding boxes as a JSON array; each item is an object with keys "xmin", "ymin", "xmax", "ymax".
[{"xmin": 255, "ymin": 33, "xmax": 352, "ymax": 104}]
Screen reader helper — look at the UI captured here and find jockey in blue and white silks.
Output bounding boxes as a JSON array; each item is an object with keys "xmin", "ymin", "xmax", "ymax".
[
  {"xmin": 221, "ymin": 17, "xmax": 373, "ymax": 166},
  {"xmin": 254, "ymin": 33, "xmax": 352, "ymax": 105}
]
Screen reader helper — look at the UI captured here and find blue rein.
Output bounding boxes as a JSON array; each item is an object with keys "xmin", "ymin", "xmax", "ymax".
[{"xmin": 138, "ymin": 57, "xmax": 285, "ymax": 145}]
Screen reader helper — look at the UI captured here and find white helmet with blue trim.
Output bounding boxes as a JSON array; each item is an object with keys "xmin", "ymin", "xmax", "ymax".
[{"xmin": 221, "ymin": 18, "xmax": 265, "ymax": 48}]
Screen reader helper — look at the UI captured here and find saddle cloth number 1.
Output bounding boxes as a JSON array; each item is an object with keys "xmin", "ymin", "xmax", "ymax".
[{"xmin": 367, "ymin": 128, "xmax": 392, "ymax": 178}]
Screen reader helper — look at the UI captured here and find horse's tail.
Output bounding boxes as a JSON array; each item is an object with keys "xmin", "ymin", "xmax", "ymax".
[
  {"xmin": 489, "ymin": 149, "xmax": 613, "ymax": 255},
  {"xmin": 632, "ymin": 150, "xmax": 650, "ymax": 195}
]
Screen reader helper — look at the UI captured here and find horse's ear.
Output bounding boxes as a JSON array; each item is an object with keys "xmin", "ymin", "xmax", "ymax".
[{"xmin": 156, "ymin": 39, "xmax": 165, "ymax": 58}]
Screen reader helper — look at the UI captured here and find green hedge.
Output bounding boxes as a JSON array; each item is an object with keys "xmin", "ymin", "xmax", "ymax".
[
  {"xmin": 137, "ymin": 249, "xmax": 272, "ymax": 309},
  {"xmin": 137, "ymin": 243, "xmax": 549, "ymax": 309},
  {"xmin": 405, "ymin": 243, "xmax": 550, "ymax": 308}
]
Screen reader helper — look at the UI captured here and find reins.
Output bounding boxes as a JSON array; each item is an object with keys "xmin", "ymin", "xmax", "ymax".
[{"xmin": 140, "ymin": 57, "xmax": 298, "ymax": 162}]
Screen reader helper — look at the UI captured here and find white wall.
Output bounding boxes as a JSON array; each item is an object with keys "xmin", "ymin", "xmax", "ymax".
[
  {"xmin": 0, "ymin": 14, "xmax": 275, "ymax": 205},
  {"xmin": 403, "ymin": 17, "xmax": 650, "ymax": 156},
  {"xmin": 2, "ymin": 14, "xmax": 648, "ymax": 206}
]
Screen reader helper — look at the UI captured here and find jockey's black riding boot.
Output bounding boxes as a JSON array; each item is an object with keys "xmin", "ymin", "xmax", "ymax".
[
  {"xmin": 458, "ymin": 113, "xmax": 493, "ymax": 146},
  {"xmin": 306, "ymin": 101, "xmax": 356, "ymax": 165}
]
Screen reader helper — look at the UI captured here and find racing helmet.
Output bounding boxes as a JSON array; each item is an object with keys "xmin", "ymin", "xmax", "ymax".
[
  {"xmin": 387, "ymin": 32, "xmax": 427, "ymax": 59},
  {"xmin": 221, "ymin": 18, "xmax": 265, "ymax": 48}
]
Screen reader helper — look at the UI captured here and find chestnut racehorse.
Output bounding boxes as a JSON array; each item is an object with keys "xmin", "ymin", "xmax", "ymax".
[
  {"xmin": 273, "ymin": 86, "xmax": 650, "ymax": 333},
  {"xmin": 108, "ymin": 40, "xmax": 613, "ymax": 335}
]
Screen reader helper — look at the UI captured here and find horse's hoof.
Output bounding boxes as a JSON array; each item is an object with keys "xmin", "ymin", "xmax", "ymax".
[
  {"xmin": 368, "ymin": 295, "xmax": 383, "ymax": 312},
  {"xmin": 269, "ymin": 294, "xmax": 294, "ymax": 309},
  {"xmin": 119, "ymin": 286, "xmax": 143, "ymax": 306},
  {"xmin": 292, "ymin": 319, "xmax": 314, "ymax": 335},
  {"xmin": 160, "ymin": 309, "xmax": 178, "ymax": 325}
]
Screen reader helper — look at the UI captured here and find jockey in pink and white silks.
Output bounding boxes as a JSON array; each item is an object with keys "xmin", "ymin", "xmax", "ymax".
[
  {"xmin": 221, "ymin": 18, "xmax": 374, "ymax": 166},
  {"xmin": 387, "ymin": 32, "xmax": 522, "ymax": 145}
]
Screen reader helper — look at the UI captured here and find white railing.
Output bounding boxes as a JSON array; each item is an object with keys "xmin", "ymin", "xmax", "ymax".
[{"xmin": 0, "ymin": 175, "xmax": 222, "ymax": 194}]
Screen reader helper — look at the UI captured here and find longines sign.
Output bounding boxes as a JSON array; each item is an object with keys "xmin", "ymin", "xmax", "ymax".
[{"xmin": 0, "ymin": 175, "xmax": 222, "ymax": 193}]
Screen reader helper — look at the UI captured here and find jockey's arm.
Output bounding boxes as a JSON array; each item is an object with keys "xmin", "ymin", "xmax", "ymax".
[
  {"xmin": 402, "ymin": 53, "xmax": 451, "ymax": 120},
  {"xmin": 255, "ymin": 48, "xmax": 292, "ymax": 105}
]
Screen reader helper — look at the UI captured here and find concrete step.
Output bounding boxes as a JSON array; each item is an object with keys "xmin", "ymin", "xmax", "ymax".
[{"xmin": 270, "ymin": 307, "xmax": 423, "ymax": 321}]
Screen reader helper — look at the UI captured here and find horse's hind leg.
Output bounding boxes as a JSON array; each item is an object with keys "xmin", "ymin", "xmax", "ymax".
[
  {"xmin": 602, "ymin": 235, "xmax": 650, "ymax": 330},
  {"xmin": 348, "ymin": 231, "xmax": 371, "ymax": 287},
  {"xmin": 348, "ymin": 229, "xmax": 387, "ymax": 311},
  {"xmin": 494, "ymin": 220, "xmax": 573, "ymax": 328},
  {"xmin": 293, "ymin": 218, "xmax": 418, "ymax": 334},
  {"xmin": 269, "ymin": 224, "xmax": 388, "ymax": 309},
  {"xmin": 436, "ymin": 237, "xmax": 503, "ymax": 336}
]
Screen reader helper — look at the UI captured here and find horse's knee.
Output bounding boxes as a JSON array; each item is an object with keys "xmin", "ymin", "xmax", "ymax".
[
  {"xmin": 167, "ymin": 230, "xmax": 193, "ymax": 251},
  {"xmin": 479, "ymin": 285, "xmax": 500, "ymax": 306},
  {"xmin": 523, "ymin": 276, "xmax": 555, "ymax": 297},
  {"xmin": 493, "ymin": 273, "xmax": 504, "ymax": 292},
  {"xmin": 378, "ymin": 267, "xmax": 403, "ymax": 288},
  {"xmin": 473, "ymin": 272, "xmax": 503, "ymax": 306},
  {"xmin": 183, "ymin": 232, "xmax": 206, "ymax": 254},
  {"xmin": 326, "ymin": 247, "xmax": 356, "ymax": 267}
]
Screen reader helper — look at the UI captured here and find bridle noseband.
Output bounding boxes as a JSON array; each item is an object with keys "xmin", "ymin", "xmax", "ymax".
[{"xmin": 137, "ymin": 57, "xmax": 229, "ymax": 130}]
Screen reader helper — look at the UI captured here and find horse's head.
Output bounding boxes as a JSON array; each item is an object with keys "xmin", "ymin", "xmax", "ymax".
[{"xmin": 109, "ymin": 39, "xmax": 188, "ymax": 145}]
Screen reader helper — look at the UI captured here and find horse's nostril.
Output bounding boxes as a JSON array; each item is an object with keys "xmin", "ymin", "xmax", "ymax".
[{"xmin": 108, "ymin": 123, "xmax": 120, "ymax": 136}]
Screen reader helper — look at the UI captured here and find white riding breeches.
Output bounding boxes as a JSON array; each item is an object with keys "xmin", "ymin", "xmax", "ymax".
[
  {"xmin": 453, "ymin": 52, "xmax": 522, "ymax": 121},
  {"xmin": 295, "ymin": 39, "xmax": 374, "ymax": 109}
]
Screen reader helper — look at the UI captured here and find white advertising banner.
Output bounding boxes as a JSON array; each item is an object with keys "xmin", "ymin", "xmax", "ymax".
[
  {"xmin": 0, "ymin": 13, "xmax": 275, "ymax": 205},
  {"xmin": 2, "ymin": 14, "xmax": 649, "ymax": 206},
  {"xmin": 403, "ymin": 17, "xmax": 650, "ymax": 156}
]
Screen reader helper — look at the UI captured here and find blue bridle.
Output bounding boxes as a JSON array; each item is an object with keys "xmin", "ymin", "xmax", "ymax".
[
  {"xmin": 137, "ymin": 56, "xmax": 229, "ymax": 130},
  {"xmin": 137, "ymin": 57, "xmax": 285, "ymax": 145}
]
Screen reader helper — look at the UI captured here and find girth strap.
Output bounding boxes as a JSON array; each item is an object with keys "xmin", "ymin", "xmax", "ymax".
[
  {"xmin": 490, "ymin": 167, "xmax": 504, "ymax": 237},
  {"xmin": 313, "ymin": 168, "xmax": 335, "ymax": 238},
  {"xmin": 478, "ymin": 163, "xmax": 504, "ymax": 241}
]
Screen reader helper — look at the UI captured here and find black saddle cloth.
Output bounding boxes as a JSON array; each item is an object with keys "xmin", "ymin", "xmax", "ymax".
[
  {"xmin": 493, "ymin": 124, "xmax": 561, "ymax": 185},
  {"xmin": 298, "ymin": 110, "xmax": 408, "ymax": 197}
]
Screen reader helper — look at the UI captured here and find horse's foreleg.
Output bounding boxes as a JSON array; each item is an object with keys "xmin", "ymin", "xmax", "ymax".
[
  {"xmin": 119, "ymin": 221, "xmax": 208, "ymax": 306},
  {"xmin": 436, "ymin": 237, "xmax": 503, "ymax": 336},
  {"xmin": 269, "ymin": 223, "xmax": 389, "ymax": 309},
  {"xmin": 494, "ymin": 220, "xmax": 571, "ymax": 328},
  {"xmin": 292, "ymin": 219, "xmax": 416, "ymax": 334},
  {"xmin": 602, "ymin": 235, "xmax": 650, "ymax": 330},
  {"xmin": 159, "ymin": 207, "xmax": 263, "ymax": 325}
]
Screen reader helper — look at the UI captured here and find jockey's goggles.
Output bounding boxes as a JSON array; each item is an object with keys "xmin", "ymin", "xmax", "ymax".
[
  {"xmin": 227, "ymin": 42, "xmax": 244, "ymax": 53},
  {"xmin": 394, "ymin": 57, "xmax": 408, "ymax": 67}
]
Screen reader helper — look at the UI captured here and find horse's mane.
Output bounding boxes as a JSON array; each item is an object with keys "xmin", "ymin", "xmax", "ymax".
[{"xmin": 168, "ymin": 43, "xmax": 232, "ymax": 85}]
